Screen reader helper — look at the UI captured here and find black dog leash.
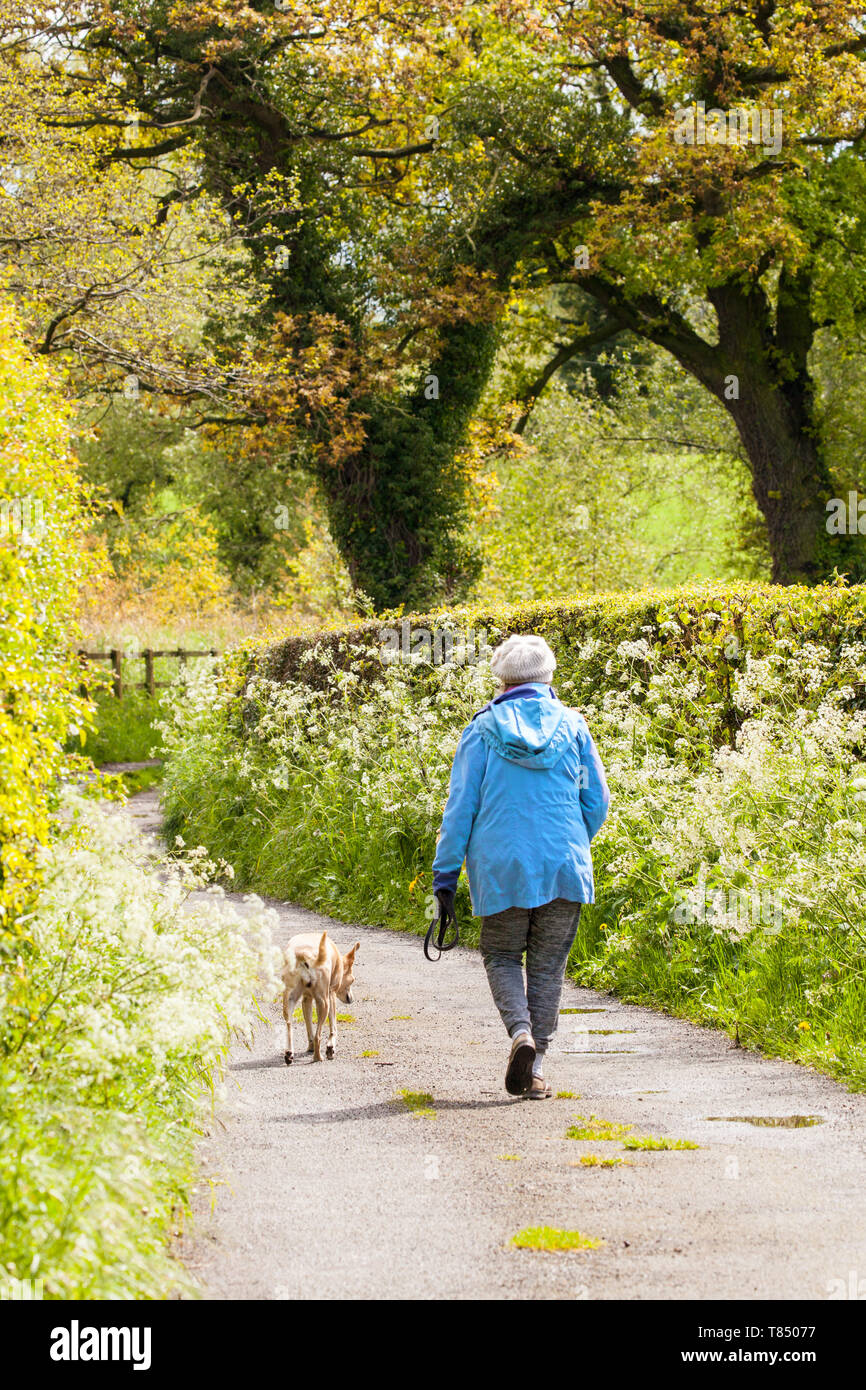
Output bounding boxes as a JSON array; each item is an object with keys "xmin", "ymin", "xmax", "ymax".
[{"xmin": 424, "ymin": 896, "xmax": 459, "ymax": 961}]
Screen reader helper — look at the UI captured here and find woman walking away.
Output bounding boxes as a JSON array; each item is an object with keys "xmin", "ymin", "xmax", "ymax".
[{"xmin": 432, "ymin": 635, "xmax": 610, "ymax": 1098}]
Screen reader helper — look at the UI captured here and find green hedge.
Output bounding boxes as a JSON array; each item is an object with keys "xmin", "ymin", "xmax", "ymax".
[{"xmin": 246, "ymin": 578, "xmax": 866, "ymax": 742}]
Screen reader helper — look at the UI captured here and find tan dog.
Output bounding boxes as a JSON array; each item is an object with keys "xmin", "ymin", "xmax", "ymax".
[{"xmin": 282, "ymin": 931, "xmax": 359, "ymax": 1064}]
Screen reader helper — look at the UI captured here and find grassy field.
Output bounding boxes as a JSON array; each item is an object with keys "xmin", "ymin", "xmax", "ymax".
[{"xmin": 76, "ymin": 624, "xmax": 232, "ymax": 766}]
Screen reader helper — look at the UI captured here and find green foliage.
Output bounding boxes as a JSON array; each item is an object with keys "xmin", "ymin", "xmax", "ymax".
[
  {"xmin": 75, "ymin": 395, "xmax": 355, "ymax": 615},
  {"xmin": 16, "ymin": 3, "xmax": 866, "ymax": 599},
  {"xmin": 242, "ymin": 578, "xmax": 866, "ymax": 714},
  {"xmin": 576, "ymin": 1155, "xmax": 628, "ymax": 1167},
  {"xmin": 324, "ymin": 318, "xmax": 500, "ymax": 609},
  {"xmin": 622, "ymin": 1136, "xmax": 700, "ymax": 1151},
  {"xmin": 474, "ymin": 360, "xmax": 765, "ymax": 602},
  {"xmin": 186, "ymin": 437, "xmax": 317, "ymax": 600},
  {"xmin": 0, "ymin": 304, "xmax": 277, "ymax": 1300},
  {"xmin": 0, "ymin": 298, "xmax": 97, "ymax": 932},
  {"xmin": 115, "ymin": 764, "xmax": 164, "ymax": 796},
  {"xmin": 75, "ymin": 399, "xmax": 181, "ymax": 517},
  {"xmin": 565, "ymin": 1116, "xmax": 633, "ymax": 1143},
  {"xmin": 397, "ymin": 1089, "xmax": 435, "ymax": 1118}
]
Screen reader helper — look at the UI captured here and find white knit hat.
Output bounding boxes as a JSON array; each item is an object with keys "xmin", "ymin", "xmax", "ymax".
[{"xmin": 490, "ymin": 634, "xmax": 557, "ymax": 688}]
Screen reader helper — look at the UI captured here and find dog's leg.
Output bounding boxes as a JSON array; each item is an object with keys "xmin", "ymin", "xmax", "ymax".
[
  {"xmin": 313, "ymin": 994, "xmax": 326, "ymax": 1062},
  {"xmin": 326, "ymin": 990, "xmax": 337, "ymax": 1059},
  {"xmin": 302, "ymin": 993, "xmax": 315, "ymax": 1053},
  {"xmin": 283, "ymin": 986, "xmax": 299, "ymax": 1065}
]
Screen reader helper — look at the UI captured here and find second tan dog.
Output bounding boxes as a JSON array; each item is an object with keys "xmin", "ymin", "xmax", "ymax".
[{"xmin": 282, "ymin": 930, "xmax": 359, "ymax": 1064}]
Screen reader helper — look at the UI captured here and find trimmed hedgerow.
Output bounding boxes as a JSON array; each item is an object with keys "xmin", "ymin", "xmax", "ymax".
[{"xmin": 239, "ymin": 579, "xmax": 866, "ymax": 735}]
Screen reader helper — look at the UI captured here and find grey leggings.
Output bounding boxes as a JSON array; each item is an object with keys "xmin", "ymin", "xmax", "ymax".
[{"xmin": 480, "ymin": 898, "xmax": 582, "ymax": 1055}]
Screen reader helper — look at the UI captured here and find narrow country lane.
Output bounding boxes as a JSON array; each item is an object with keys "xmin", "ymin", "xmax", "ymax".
[{"xmin": 125, "ymin": 790, "xmax": 866, "ymax": 1301}]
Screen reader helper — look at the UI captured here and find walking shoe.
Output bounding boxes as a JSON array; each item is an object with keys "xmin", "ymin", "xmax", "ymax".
[
  {"xmin": 505, "ymin": 1031, "xmax": 536, "ymax": 1096},
  {"xmin": 526, "ymin": 1076, "xmax": 553, "ymax": 1099}
]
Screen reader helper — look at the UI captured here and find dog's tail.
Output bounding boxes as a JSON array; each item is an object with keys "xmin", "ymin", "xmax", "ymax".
[
  {"xmin": 315, "ymin": 930, "xmax": 328, "ymax": 966},
  {"xmin": 283, "ymin": 942, "xmax": 315, "ymax": 987}
]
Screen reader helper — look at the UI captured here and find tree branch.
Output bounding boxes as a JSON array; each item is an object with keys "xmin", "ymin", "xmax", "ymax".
[
  {"xmin": 577, "ymin": 271, "xmax": 722, "ymax": 385},
  {"xmin": 512, "ymin": 315, "xmax": 626, "ymax": 433},
  {"xmin": 601, "ymin": 55, "xmax": 667, "ymax": 117}
]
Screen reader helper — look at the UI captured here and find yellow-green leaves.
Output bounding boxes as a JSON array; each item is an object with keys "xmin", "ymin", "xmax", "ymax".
[{"xmin": 0, "ymin": 298, "xmax": 99, "ymax": 932}]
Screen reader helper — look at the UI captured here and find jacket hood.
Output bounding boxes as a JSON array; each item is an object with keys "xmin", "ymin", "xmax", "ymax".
[{"xmin": 474, "ymin": 689, "xmax": 577, "ymax": 768}]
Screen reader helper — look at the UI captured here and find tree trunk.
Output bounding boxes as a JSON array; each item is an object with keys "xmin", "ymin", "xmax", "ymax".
[
  {"xmin": 579, "ymin": 268, "xmax": 847, "ymax": 585},
  {"xmin": 318, "ymin": 316, "xmax": 501, "ymax": 610},
  {"xmin": 708, "ymin": 275, "xmax": 836, "ymax": 584},
  {"xmin": 724, "ymin": 381, "xmax": 832, "ymax": 584}
]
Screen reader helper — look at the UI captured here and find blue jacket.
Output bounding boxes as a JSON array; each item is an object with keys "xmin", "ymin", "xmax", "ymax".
[{"xmin": 432, "ymin": 683, "xmax": 610, "ymax": 917}]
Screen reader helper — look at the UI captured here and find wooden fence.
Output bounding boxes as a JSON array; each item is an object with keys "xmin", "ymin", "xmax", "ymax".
[{"xmin": 77, "ymin": 648, "xmax": 219, "ymax": 699}]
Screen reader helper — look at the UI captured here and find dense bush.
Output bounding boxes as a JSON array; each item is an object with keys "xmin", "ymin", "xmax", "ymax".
[
  {"xmin": 161, "ymin": 579, "xmax": 866, "ymax": 1089},
  {"xmin": 0, "ymin": 793, "xmax": 281, "ymax": 1297},
  {"xmin": 0, "ymin": 298, "xmax": 96, "ymax": 930}
]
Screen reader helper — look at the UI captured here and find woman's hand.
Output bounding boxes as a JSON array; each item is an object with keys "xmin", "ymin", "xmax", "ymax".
[{"xmin": 435, "ymin": 888, "xmax": 457, "ymax": 928}]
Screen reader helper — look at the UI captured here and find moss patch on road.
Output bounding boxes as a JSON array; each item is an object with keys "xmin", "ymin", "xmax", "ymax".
[
  {"xmin": 575, "ymin": 1155, "xmax": 631, "ymax": 1168},
  {"xmin": 511, "ymin": 1226, "xmax": 604, "ymax": 1252},
  {"xmin": 623, "ymin": 1135, "xmax": 700, "ymax": 1151},
  {"xmin": 565, "ymin": 1114, "xmax": 633, "ymax": 1142},
  {"xmin": 397, "ymin": 1089, "xmax": 435, "ymax": 1118}
]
